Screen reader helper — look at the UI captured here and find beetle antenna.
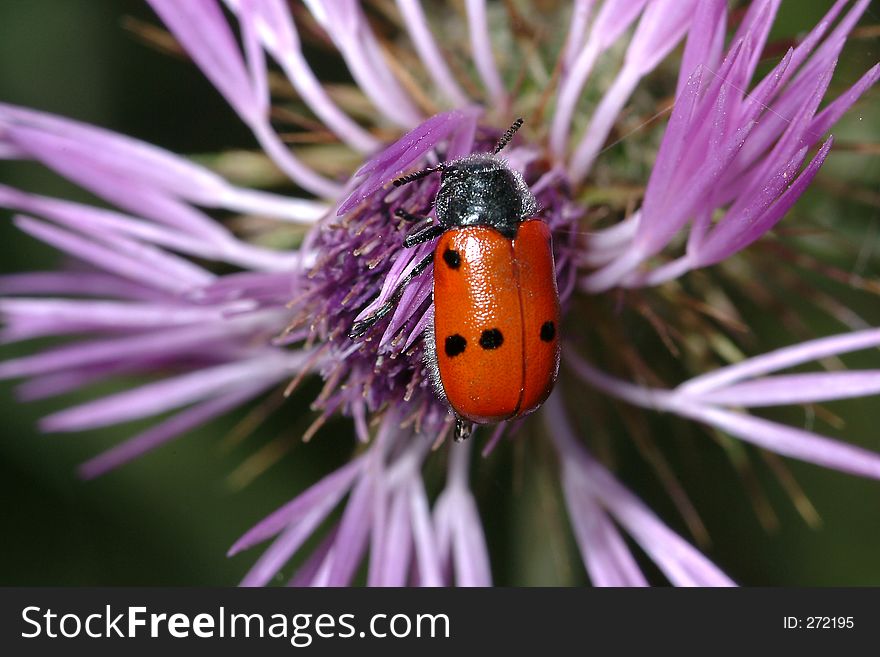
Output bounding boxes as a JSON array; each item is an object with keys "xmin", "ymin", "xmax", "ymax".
[
  {"xmin": 392, "ymin": 164, "xmax": 444, "ymax": 187},
  {"xmin": 493, "ymin": 118, "xmax": 524, "ymax": 154}
]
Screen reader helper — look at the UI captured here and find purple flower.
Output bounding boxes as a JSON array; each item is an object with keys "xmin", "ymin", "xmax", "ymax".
[{"xmin": 1, "ymin": 0, "xmax": 878, "ymax": 586}]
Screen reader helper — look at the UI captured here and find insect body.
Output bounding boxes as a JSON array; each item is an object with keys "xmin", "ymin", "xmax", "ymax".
[
  {"xmin": 431, "ymin": 219, "xmax": 560, "ymax": 426},
  {"xmin": 350, "ymin": 120, "xmax": 561, "ymax": 440}
]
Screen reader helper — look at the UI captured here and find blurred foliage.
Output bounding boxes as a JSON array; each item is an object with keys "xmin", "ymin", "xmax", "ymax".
[{"xmin": 0, "ymin": 0, "xmax": 878, "ymax": 585}]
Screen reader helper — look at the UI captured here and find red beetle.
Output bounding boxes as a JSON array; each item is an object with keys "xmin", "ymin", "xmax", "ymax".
[{"xmin": 351, "ymin": 120, "xmax": 560, "ymax": 440}]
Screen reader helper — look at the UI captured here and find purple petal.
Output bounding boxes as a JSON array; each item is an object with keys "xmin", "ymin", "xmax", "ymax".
[
  {"xmin": 226, "ymin": 0, "xmax": 379, "ymax": 152},
  {"xmin": 450, "ymin": 491, "xmax": 492, "ymax": 586},
  {"xmin": 697, "ymin": 138, "xmax": 832, "ymax": 264},
  {"xmin": 560, "ymin": 0, "xmax": 597, "ymax": 72},
  {"xmin": 366, "ymin": 478, "xmax": 389, "ymax": 586},
  {"xmin": 304, "ymin": 0, "xmax": 421, "ymax": 129},
  {"xmin": 0, "ymin": 185, "xmax": 214, "ymax": 254},
  {"xmin": 810, "ymin": 63, "xmax": 880, "ymax": 138},
  {"xmin": 445, "ymin": 443, "xmax": 491, "ymax": 586},
  {"xmin": 195, "ymin": 271, "xmax": 299, "ymax": 307},
  {"xmin": 431, "ymin": 493, "xmax": 454, "ymax": 575},
  {"xmin": 147, "ymin": 0, "xmax": 264, "ymax": 121},
  {"xmin": 672, "ymin": 402, "xmax": 880, "ymax": 481},
  {"xmin": 680, "ymin": 328, "xmax": 880, "ymax": 394},
  {"xmin": 40, "ymin": 351, "xmax": 304, "ymax": 431},
  {"xmin": 15, "ymin": 365, "xmax": 138, "ymax": 402},
  {"xmin": 396, "ymin": 0, "xmax": 470, "ymax": 107},
  {"xmin": 0, "ymin": 297, "xmax": 247, "ymax": 341},
  {"xmin": 638, "ymin": 33, "xmax": 754, "ymax": 254},
  {"xmin": 635, "ymin": 68, "xmax": 705, "ymax": 229},
  {"xmin": 287, "ymin": 526, "xmax": 339, "ymax": 587},
  {"xmin": 13, "ymin": 215, "xmax": 213, "ymax": 293},
  {"xmin": 339, "ymin": 110, "xmax": 476, "ymax": 215},
  {"xmin": 570, "ymin": 351, "xmax": 880, "ymax": 481},
  {"xmin": 626, "ymin": 0, "xmax": 698, "ymax": 74},
  {"xmin": 353, "ymin": 241, "xmax": 433, "ymax": 326},
  {"xmin": 568, "ymin": 0, "xmax": 697, "ymax": 180},
  {"xmin": 78, "ymin": 384, "xmax": 269, "ymax": 479},
  {"xmin": 745, "ymin": 0, "xmax": 845, "ymax": 111},
  {"xmin": 687, "ymin": 371, "xmax": 880, "ymax": 407},
  {"xmin": 546, "ymin": 394, "xmax": 734, "ymax": 586},
  {"xmin": 465, "ymin": 0, "xmax": 506, "ymax": 107},
  {"xmin": 324, "ymin": 475, "xmax": 374, "ymax": 586},
  {"xmin": 674, "ymin": 0, "xmax": 727, "ymax": 97},
  {"xmin": 728, "ymin": 0, "xmax": 780, "ymax": 86},
  {"xmin": 0, "ymin": 185, "xmax": 311, "ymax": 272},
  {"xmin": 1, "ymin": 124, "xmax": 226, "ymax": 240},
  {"xmin": 370, "ymin": 487, "xmax": 413, "ymax": 586},
  {"xmin": 0, "ymin": 103, "xmax": 325, "ymax": 223},
  {"xmin": 667, "ymin": 33, "xmax": 753, "ymax": 175},
  {"xmin": 381, "ymin": 266, "xmax": 433, "ymax": 346},
  {"xmin": 733, "ymin": 0, "xmax": 870, "ymax": 176},
  {"xmin": 643, "ymin": 119, "xmax": 756, "ymax": 258},
  {"xmin": 445, "ymin": 110, "xmax": 479, "ymax": 160},
  {"xmin": 561, "ymin": 473, "xmax": 648, "ymax": 586},
  {"xmin": 229, "ymin": 456, "xmax": 365, "ymax": 555},
  {"xmin": 792, "ymin": 0, "xmax": 871, "ymax": 89},
  {"xmin": 240, "ymin": 498, "xmax": 340, "ymax": 587},
  {"xmin": 0, "ymin": 272, "xmax": 164, "ymax": 301},
  {"xmin": 403, "ymin": 305, "xmax": 434, "ymax": 351},
  {"xmin": 237, "ymin": 0, "xmax": 268, "ymax": 111},
  {"xmin": 549, "ymin": 0, "xmax": 650, "ymax": 157},
  {"xmin": 0, "ymin": 313, "xmax": 278, "ymax": 379},
  {"xmin": 408, "ymin": 478, "xmax": 444, "ymax": 587},
  {"xmin": 760, "ymin": 62, "xmax": 835, "ymax": 169},
  {"xmin": 148, "ymin": 0, "xmax": 340, "ymax": 197}
]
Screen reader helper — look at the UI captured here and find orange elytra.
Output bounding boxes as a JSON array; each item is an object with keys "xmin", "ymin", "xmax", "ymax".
[{"xmin": 431, "ymin": 220, "xmax": 561, "ymax": 427}]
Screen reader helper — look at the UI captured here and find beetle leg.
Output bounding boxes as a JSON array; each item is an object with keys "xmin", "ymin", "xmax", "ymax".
[
  {"xmin": 349, "ymin": 253, "xmax": 434, "ymax": 339},
  {"xmin": 403, "ymin": 224, "xmax": 446, "ymax": 248},
  {"xmin": 454, "ymin": 417, "xmax": 475, "ymax": 442},
  {"xmin": 396, "ymin": 209, "xmax": 444, "ymax": 248},
  {"xmin": 394, "ymin": 208, "xmax": 427, "ymax": 223}
]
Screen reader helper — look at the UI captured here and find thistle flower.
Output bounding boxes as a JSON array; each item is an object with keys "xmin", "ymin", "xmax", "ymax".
[{"xmin": 1, "ymin": 0, "xmax": 879, "ymax": 586}]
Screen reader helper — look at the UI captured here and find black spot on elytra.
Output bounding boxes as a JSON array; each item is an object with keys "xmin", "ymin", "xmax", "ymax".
[
  {"xmin": 479, "ymin": 328, "xmax": 504, "ymax": 350},
  {"xmin": 540, "ymin": 321, "xmax": 556, "ymax": 342},
  {"xmin": 445, "ymin": 334, "xmax": 467, "ymax": 357},
  {"xmin": 442, "ymin": 248, "xmax": 461, "ymax": 269}
]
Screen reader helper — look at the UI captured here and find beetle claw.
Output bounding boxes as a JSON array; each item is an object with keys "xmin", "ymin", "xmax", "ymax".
[
  {"xmin": 349, "ymin": 302, "xmax": 393, "ymax": 340},
  {"xmin": 454, "ymin": 418, "xmax": 474, "ymax": 442}
]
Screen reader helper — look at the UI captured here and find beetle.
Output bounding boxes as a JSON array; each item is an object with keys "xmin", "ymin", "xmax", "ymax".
[{"xmin": 350, "ymin": 119, "xmax": 561, "ymax": 441}]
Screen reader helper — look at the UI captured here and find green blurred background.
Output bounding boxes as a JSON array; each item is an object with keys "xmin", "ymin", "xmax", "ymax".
[{"xmin": 0, "ymin": 0, "xmax": 878, "ymax": 586}]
